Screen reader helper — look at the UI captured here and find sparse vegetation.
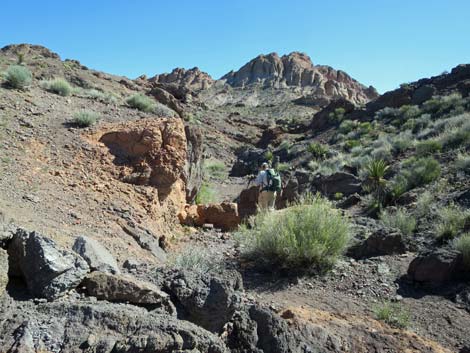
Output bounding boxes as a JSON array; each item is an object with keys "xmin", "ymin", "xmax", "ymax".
[
  {"xmin": 374, "ymin": 301, "xmax": 410, "ymax": 329},
  {"xmin": 4, "ymin": 65, "xmax": 32, "ymax": 89},
  {"xmin": 126, "ymin": 93, "xmax": 155, "ymax": 112},
  {"xmin": 416, "ymin": 139, "xmax": 442, "ymax": 156},
  {"xmin": 364, "ymin": 159, "xmax": 389, "ymax": 204},
  {"xmin": 41, "ymin": 78, "xmax": 72, "ymax": 96},
  {"xmin": 307, "ymin": 142, "xmax": 328, "ymax": 159},
  {"xmin": 195, "ymin": 183, "xmax": 217, "ymax": 204},
  {"xmin": 435, "ymin": 204, "xmax": 470, "ymax": 241},
  {"xmin": 238, "ymin": 194, "xmax": 350, "ymax": 271},
  {"xmin": 329, "ymin": 107, "xmax": 346, "ymax": 122},
  {"xmin": 83, "ymin": 89, "xmax": 119, "ymax": 104},
  {"xmin": 454, "ymin": 233, "xmax": 470, "ymax": 270},
  {"xmin": 168, "ymin": 247, "xmax": 220, "ymax": 274},
  {"xmin": 415, "ymin": 191, "xmax": 434, "ymax": 218},
  {"xmin": 72, "ymin": 110, "xmax": 100, "ymax": 127},
  {"xmin": 380, "ymin": 207, "xmax": 416, "ymax": 236},
  {"xmin": 204, "ymin": 159, "xmax": 227, "ymax": 180},
  {"xmin": 455, "ymin": 153, "xmax": 470, "ymax": 174}
]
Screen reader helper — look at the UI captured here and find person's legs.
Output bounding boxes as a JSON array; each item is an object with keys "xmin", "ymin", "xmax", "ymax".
[
  {"xmin": 266, "ymin": 191, "xmax": 277, "ymax": 211},
  {"xmin": 258, "ymin": 191, "xmax": 268, "ymax": 210}
]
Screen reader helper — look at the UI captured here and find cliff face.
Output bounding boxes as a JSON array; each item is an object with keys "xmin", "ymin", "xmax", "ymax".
[{"xmin": 221, "ymin": 52, "xmax": 378, "ymax": 105}]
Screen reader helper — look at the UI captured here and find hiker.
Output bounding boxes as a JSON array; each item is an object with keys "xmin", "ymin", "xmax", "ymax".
[{"xmin": 254, "ymin": 162, "xmax": 281, "ymax": 211}]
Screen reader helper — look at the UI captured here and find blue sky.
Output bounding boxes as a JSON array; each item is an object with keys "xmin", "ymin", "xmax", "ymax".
[{"xmin": 1, "ymin": 0, "xmax": 469, "ymax": 93}]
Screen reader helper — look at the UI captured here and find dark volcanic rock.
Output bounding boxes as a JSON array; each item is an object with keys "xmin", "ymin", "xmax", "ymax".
[
  {"xmin": 230, "ymin": 147, "xmax": 266, "ymax": 177},
  {"xmin": 161, "ymin": 269, "xmax": 243, "ymax": 333},
  {"xmin": 8, "ymin": 229, "xmax": 89, "ymax": 299},
  {"xmin": 185, "ymin": 124, "xmax": 204, "ymax": 203},
  {"xmin": 313, "ymin": 172, "xmax": 362, "ymax": 197},
  {"xmin": 72, "ymin": 235, "xmax": 120, "ymax": 274},
  {"xmin": 408, "ymin": 248, "xmax": 463, "ymax": 284},
  {"xmin": 310, "ymin": 98, "xmax": 356, "ymax": 132},
  {"xmin": 347, "ymin": 228, "xmax": 407, "ymax": 259},
  {"xmin": 238, "ymin": 186, "xmax": 260, "ymax": 220}
]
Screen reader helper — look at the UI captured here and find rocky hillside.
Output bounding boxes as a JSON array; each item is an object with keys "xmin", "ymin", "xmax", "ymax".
[{"xmin": 0, "ymin": 43, "xmax": 470, "ymax": 352}]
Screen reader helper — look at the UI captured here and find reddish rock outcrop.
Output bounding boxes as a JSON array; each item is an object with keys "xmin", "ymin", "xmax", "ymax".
[
  {"xmin": 179, "ymin": 202, "xmax": 240, "ymax": 231},
  {"xmin": 149, "ymin": 67, "xmax": 214, "ymax": 91}
]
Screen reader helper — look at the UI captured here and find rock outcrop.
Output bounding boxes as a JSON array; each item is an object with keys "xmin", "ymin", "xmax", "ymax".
[
  {"xmin": 221, "ymin": 52, "xmax": 378, "ymax": 105},
  {"xmin": 179, "ymin": 202, "xmax": 241, "ymax": 231},
  {"xmin": 149, "ymin": 67, "xmax": 215, "ymax": 91},
  {"xmin": 408, "ymin": 248, "xmax": 464, "ymax": 284},
  {"xmin": 81, "ymin": 272, "xmax": 175, "ymax": 314},
  {"xmin": 72, "ymin": 235, "xmax": 120, "ymax": 274},
  {"xmin": 8, "ymin": 229, "xmax": 89, "ymax": 299}
]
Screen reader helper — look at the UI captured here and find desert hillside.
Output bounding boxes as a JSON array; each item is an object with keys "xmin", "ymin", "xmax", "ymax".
[{"xmin": 0, "ymin": 43, "xmax": 469, "ymax": 353}]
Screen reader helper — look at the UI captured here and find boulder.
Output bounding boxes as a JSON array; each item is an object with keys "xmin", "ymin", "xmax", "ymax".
[
  {"xmin": 161, "ymin": 269, "xmax": 243, "ymax": 333},
  {"xmin": 81, "ymin": 272, "xmax": 175, "ymax": 315},
  {"xmin": 408, "ymin": 248, "xmax": 463, "ymax": 284},
  {"xmin": 347, "ymin": 228, "xmax": 407, "ymax": 259},
  {"xmin": 8, "ymin": 229, "xmax": 89, "ymax": 299},
  {"xmin": 310, "ymin": 98, "xmax": 356, "ymax": 132},
  {"xmin": 0, "ymin": 248, "xmax": 8, "ymax": 296},
  {"xmin": 238, "ymin": 186, "xmax": 259, "ymax": 220},
  {"xmin": 179, "ymin": 202, "xmax": 241, "ymax": 231},
  {"xmin": 230, "ymin": 147, "xmax": 266, "ymax": 177},
  {"xmin": 121, "ymin": 223, "xmax": 167, "ymax": 261},
  {"xmin": 72, "ymin": 235, "xmax": 120, "ymax": 274},
  {"xmin": 313, "ymin": 172, "xmax": 362, "ymax": 197},
  {"xmin": 184, "ymin": 124, "xmax": 204, "ymax": 203}
]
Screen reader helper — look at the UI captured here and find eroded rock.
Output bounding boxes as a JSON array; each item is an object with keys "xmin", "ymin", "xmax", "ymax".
[
  {"xmin": 408, "ymin": 248, "xmax": 463, "ymax": 284},
  {"xmin": 179, "ymin": 202, "xmax": 241, "ymax": 231},
  {"xmin": 72, "ymin": 235, "xmax": 120, "ymax": 274}
]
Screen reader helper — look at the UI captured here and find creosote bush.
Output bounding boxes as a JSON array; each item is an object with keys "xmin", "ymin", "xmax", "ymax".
[
  {"xmin": 380, "ymin": 208, "xmax": 416, "ymax": 236},
  {"xmin": 454, "ymin": 233, "xmax": 470, "ymax": 270},
  {"xmin": 435, "ymin": 204, "xmax": 470, "ymax": 241},
  {"xmin": 374, "ymin": 301, "xmax": 410, "ymax": 329},
  {"xmin": 4, "ymin": 65, "xmax": 32, "ymax": 89},
  {"xmin": 126, "ymin": 93, "xmax": 155, "ymax": 112},
  {"xmin": 72, "ymin": 110, "xmax": 100, "ymax": 127},
  {"xmin": 238, "ymin": 194, "xmax": 350, "ymax": 271},
  {"xmin": 41, "ymin": 78, "xmax": 72, "ymax": 96}
]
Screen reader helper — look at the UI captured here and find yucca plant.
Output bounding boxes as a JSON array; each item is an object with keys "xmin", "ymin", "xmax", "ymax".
[{"xmin": 364, "ymin": 159, "xmax": 389, "ymax": 204}]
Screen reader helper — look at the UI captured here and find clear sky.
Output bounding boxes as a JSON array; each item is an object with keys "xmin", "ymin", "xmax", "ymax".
[{"xmin": 1, "ymin": 0, "xmax": 469, "ymax": 93}]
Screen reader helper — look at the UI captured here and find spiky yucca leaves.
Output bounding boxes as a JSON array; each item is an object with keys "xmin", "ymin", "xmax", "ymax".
[{"xmin": 364, "ymin": 159, "xmax": 389, "ymax": 205}]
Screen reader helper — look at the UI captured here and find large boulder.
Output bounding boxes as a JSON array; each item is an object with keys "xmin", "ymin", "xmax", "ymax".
[
  {"xmin": 160, "ymin": 269, "xmax": 243, "ymax": 333},
  {"xmin": 8, "ymin": 229, "xmax": 89, "ymax": 299},
  {"xmin": 121, "ymin": 222, "xmax": 167, "ymax": 261},
  {"xmin": 81, "ymin": 272, "xmax": 175, "ymax": 315},
  {"xmin": 312, "ymin": 172, "xmax": 362, "ymax": 197},
  {"xmin": 347, "ymin": 228, "xmax": 407, "ymax": 259},
  {"xmin": 230, "ymin": 147, "xmax": 266, "ymax": 177},
  {"xmin": 0, "ymin": 248, "xmax": 8, "ymax": 296},
  {"xmin": 408, "ymin": 248, "xmax": 463, "ymax": 284},
  {"xmin": 237, "ymin": 186, "xmax": 259, "ymax": 220},
  {"xmin": 179, "ymin": 202, "xmax": 241, "ymax": 231},
  {"xmin": 72, "ymin": 235, "xmax": 120, "ymax": 274}
]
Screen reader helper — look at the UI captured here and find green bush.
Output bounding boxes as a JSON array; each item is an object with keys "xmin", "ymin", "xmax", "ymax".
[
  {"xmin": 339, "ymin": 119, "xmax": 356, "ymax": 134},
  {"xmin": 438, "ymin": 123, "xmax": 470, "ymax": 150},
  {"xmin": 84, "ymin": 89, "xmax": 118, "ymax": 104},
  {"xmin": 126, "ymin": 93, "xmax": 155, "ymax": 112},
  {"xmin": 435, "ymin": 204, "xmax": 470, "ymax": 241},
  {"xmin": 380, "ymin": 207, "xmax": 416, "ymax": 236},
  {"xmin": 415, "ymin": 191, "xmax": 434, "ymax": 218},
  {"xmin": 41, "ymin": 78, "xmax": 72, "ymax": 96},
  {"xmin": 307, "ymin": 142, "xmax": 328, "ymax": 159},
  {"xmin": 416, "ymin": 139, "xmax": 442, "ymax": 156},
  {"xmin": 72, "ymin": 110, "xmax": 100, "ymax": 127},
  {"xmin": 374, "ymin": 301, "xmax": 410, "ymax": 329},
  {"xmin": 168, "ymin": 246, "xmax": 220, "ymax": 274},
  {"xmin": 264, "ymin": 150, "xmax": 273, "ymax": 162},
  {"xmin": 328, "ymin": 107, "xmax": 346, "ymax": 122},
  {"xmin": 238, "ymin": 194, "xmax": 350, "ymax": 271},
  {"xmin": 204, "ymin": 159, "xmax": 226, "ymax": 180},
  {"xmin": 364, "ymin": 159, "xmax": 389, "ymax": 202},
  {"xmin": 195, "ymin": 183, "xmax": 216, "ymax": 204},
  {"xmin": 391, "ymin": 157, "xmax": 441, "ymax": 196},
  {"xmin": 455, "ymin": 153, "xmax": 470, "ymax": 174},
  {"xmin": 4, "ymin": 65, "xmax": 32, "ymax": 89},
  {"xmin": 454, "ymin": 233, "xmax": 470, "ymax": 270}
]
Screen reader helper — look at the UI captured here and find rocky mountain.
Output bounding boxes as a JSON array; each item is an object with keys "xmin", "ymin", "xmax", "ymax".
[
  {"xmin": 0, "ymin": 43, "xmax": 470, "ymax": 352},
  {"xmin": 221, "ymin": 52, "xmax": 378, "ymax": 105}
]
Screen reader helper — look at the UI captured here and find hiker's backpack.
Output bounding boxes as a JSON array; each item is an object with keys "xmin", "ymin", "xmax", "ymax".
[{"xmin": 265, "ymin": 169, "xmax": 282, "ymax": 192}]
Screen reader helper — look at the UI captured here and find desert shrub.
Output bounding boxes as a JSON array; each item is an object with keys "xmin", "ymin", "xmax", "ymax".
[
  {"xmin": 374, "ymin": 301, "xmax": 410, "ymax": 329},
  {"xmin": 364, "ymin": 159, "xmax": 389, "ymax": 202},
  {"xmin": 204, "ymin": 159, "xmax": 226, "ymax": 180},
  {"xmin": 238, "ymin": 194, "xmax": 350, "ymax": 271},
  {"xmin": 392, "ymin": 157, "xmax": 441, "ymax": 196},
  {"xmin": 376, "ymin": 107, "xmax": 400, "ymax": 121},
  {"xmin": 264, "ymin": 150, "xmax": 273, "ymax": 162},
  {"xmin": 454, "ymin": 233, "xmax": 470, "ymax": 270},
  {"xmin": 435, "ymin": 204, "xmax": 470, "ymax": 241},
  {"xmin": 308, "ymin": 153, "xmax": 350, "ymax": 176},
  {"xmin": 195, "ymin": 183, "xmax": 216, "ymax": 204},
  {"xmin": 437, "ymin": 121, "xmax": 470, "ymax": 150},
  {"xmin": 307, "ymin": 142, "xmax": 328, "ymax": 159},
  {"xmin": 381, "ymin": 208, "xmax": 416, "ymax": 236},
  {"xmin": 415, "ymin": 139, "xmax": 442, "ymax": 156},
  {"xmin": 126, "ymin": 93, "xmax": 155, "ymax": 112},
  {"xmin": 339, "ymin": 119, "xmax": 356, "ymax": 134},
  {"xmin": 329, "ymin": 107, "xmax": 346, "ymax": 122},
  {"xmin": 370, "ymin": 135, "xmax": 393, "ymax": 161},
  {"xmin": 415, "ymin": 191, "xmax": 434, "ymax": 218},
  {"xmin": 83, "ymin": 89, "xmax": 118, "ymax": 104},
  {"xmin": 41, "ymin": 78, "xmax": 72, "ymax": 96},
  {"xmin": 391, "ymin": 130, "xmax": 415, "ymax": 154},
  {"xmin": 4, "ymin": 65, "xmax": 32, "ymax": 89},
  {"xmin": 169, "ymin": 247, "xmax": 220, "ymax": 274},
  {"xmin": 399, "ymin": 105, "xmax": 421, "ymax": 121},
  {"xmin": 155, "ymin": 102, "xmax": 177, "ymax": 117},
  {"xmin": 344, "ymin": 139, "xmax": 361, "ymax": 151},
  {"xmin": 334, "ymin": 192, "xmax": 343, "ymax": 200},
  {"xmin": 72, "ymin": 110, "xmax": 100, "ymax": 127},
  {"xmin": 422, "ymin": 93, "xmax": 465, "ymax": 116},
  {"xmin": 278, "ymin": 140, "xmax": 292, "ymax": 152},
  {"xmin": 276, "ymin": 162, "xmax": 290, "ymax": 172},
  {"xmin": 455, "ymin": 153, "xmax": 470, "ymax": 174}
]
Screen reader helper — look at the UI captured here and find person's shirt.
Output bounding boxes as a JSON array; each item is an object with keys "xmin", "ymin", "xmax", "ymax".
[{"xmin": 255, "ymin": 170, "xmax": 268, "ymax": 188}]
